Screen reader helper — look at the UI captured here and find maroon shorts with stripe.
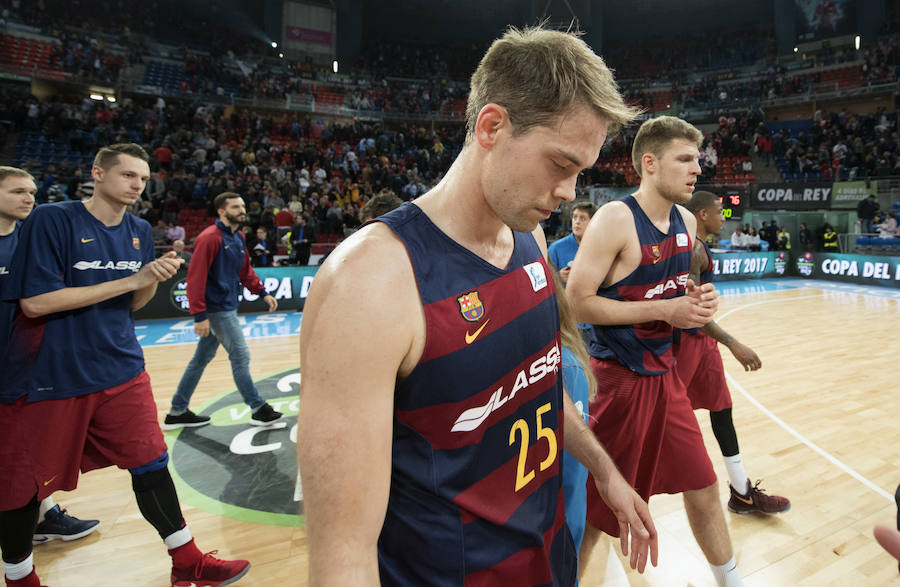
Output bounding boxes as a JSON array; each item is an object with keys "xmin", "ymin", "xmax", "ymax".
[
  {"xmin": 0, "ymin": 371, "xmax": 167, "ymax": 510},
  {"xmin": 675, "ymin": 330, "xmax": 733, "ymax": 412},
  {"xmin": 585, "ymin": 358, "xmax": 716, "ymax": 536}
]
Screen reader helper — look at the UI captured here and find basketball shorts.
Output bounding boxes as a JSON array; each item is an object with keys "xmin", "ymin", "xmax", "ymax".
[
  {"xmin": 674, "ymin": 330, "xmax": 733, "ymax": 412},
  {"xmin": 585, "ymin": 358, "xmax": 716, "ymax": 537},
  {"xmin": 0, "ymin": 371, "xmax": 167, "ymax": 510}
]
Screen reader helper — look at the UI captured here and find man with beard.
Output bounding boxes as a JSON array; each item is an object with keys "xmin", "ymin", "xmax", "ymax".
[{"xmin": 163, "ymin": 192, "xmax": 283, "ymax": 430}]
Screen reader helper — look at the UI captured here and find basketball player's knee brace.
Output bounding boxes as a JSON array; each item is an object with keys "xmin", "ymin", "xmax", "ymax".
[
  {"xmin": 709, "ymin": 408, "xmax": 740, "ymax": 457},
  {"xmin": 0, "ymin": 494, "xmax": 39, "ymax": 563},
  {"xmin": 130, "ymin": 453, "xmax": 185, "ymax": 539}
]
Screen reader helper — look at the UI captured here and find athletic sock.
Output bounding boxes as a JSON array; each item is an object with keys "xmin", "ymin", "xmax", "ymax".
[
  {"xmin": 37, "ymin": 498, "xmax": 54, "ymax": 523},
  {"xmin": 164, "ymin": 527, "xmax": 192, "ymax": 551},
  {"xmin": 711, "ymin": 556, "xmax": 744, "ymax": 587},
  {"xmin": 723, "ymin": 455, "xmax": 749, "ymax": 494},
  {"xmin": 2, "ymin": 555, "xmax": 33, "ymax": 581},
  {"xmin": 168, "ymin": 538, "xmax": 203, "ymax": 570}
]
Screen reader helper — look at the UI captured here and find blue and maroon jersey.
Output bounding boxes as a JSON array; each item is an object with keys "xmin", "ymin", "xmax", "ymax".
[
  {"xmin": 589, "ymin": 195, "xmax": 692, "ymax": 375},
  {"xmin": 1, "ymin": 201, "xmax": 154, "ymax": 403},
  {"xmin": 377, "ymin": 203, "xmax": 575, "ymax": 587},
  {"xmin": 187, "ymin": 219, "xmax": 265, "ymax": 321}
]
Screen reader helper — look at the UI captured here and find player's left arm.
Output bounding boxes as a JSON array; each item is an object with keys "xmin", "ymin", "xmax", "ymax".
[
  {"xmin": 701, "ymin": 320, "xmax": 761, "ymax": 371},
  {"xmin": 563, "ymin": 393, "xmax": 658, "ymax": 573}
]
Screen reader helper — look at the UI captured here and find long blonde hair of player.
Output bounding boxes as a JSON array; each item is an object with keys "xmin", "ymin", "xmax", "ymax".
[{"xmin": 549, "ymin": 263, "xmax": 597, "ymax": 400}]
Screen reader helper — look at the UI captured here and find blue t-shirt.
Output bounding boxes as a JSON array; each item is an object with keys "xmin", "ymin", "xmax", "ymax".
[
  {"xmin": 1, "ymin": 201, "xmax": 154, "ymax": 403},
  {"xmin": 0, "ymin": 223, "xmax": 20, "ymax": 371},
  {"xmin": 561, "ymin": 346, "xmax": 590, "ymax": 569},
  {"xmin": 549, "ymin": 233, "xmax": 590, "ymax": 332}
]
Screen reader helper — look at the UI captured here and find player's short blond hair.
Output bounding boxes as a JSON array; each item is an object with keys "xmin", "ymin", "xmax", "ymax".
[
  {"xmin": 465, "ymin": 26, "xmax": 640, "ymax": 144},
  {"xmin": 631, "ymin": 116, "xmax": 703, "ymax": 178},
  {"xmin": 0, "ymin": 166, "xmax": 34, "ymax": 185}
]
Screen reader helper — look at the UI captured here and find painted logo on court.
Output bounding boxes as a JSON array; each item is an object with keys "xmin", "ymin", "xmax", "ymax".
[{"xmin": 168, "ymin": 368, "xmax": 303, "ymax": 526}]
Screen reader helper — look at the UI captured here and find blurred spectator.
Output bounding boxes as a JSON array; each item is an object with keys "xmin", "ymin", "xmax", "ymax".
[{"xmin": 172, "ymin": 239, "xmax": 192, "ymax": 268}]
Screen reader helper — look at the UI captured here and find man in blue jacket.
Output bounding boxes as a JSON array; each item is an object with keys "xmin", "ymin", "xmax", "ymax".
[{"xmin": 163, "ymin": 192, "xmax": 283, "ymax": 429}]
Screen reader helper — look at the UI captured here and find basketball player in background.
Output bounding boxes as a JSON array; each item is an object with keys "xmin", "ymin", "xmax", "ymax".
[
  {"xmin": 299, "ymin": 26, "xmax": 658, "ymax": 586},
  {"xmin": 0, "ymin": 145, "xmax": 249, "ymax": 587},
  {"xmin": 682, "ymin": 190, "xmax": 790, "ymax": 515},
  {"xmin": 568, "ymin": 116, "xmax": 744, "ymax": 587},
  {"xmin": 0, "ymin": 167, "xmax": 101, "ymax": 548}
]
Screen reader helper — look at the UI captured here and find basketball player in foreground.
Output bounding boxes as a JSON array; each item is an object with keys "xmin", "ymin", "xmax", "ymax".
[
  {"xmin": 299, "ymin": 26, "xmax": 657, "ymax": 585},
  {"xmin": 568, "ymin": 116, "xmax": 744, "ymax": 586},
  {"xmin": 0, "ymin": 144, "xmax": 249, "ymax": 586},
  {"xmin": 682, "ymin": 190, "xmax": 790, "ymax": 515}
]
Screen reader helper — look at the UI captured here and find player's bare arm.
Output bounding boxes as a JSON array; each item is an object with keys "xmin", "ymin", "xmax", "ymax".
[
  {"xmin": 298, "ymin": 223, "xmax": 423, "ymax": 586},
  {"xmin": 562, "ymin": 391, "xmax": 658, "ymax": 572},
  {"xmin": 21, "ymin": 252, "xmax": 183, "ymax": 318},
  {"xmin": 568, "ymin": 201, "xmax": 714, "ymax": 329}
]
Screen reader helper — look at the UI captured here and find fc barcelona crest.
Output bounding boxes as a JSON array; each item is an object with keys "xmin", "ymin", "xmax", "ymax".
[
  {"xmin": 132, "ymin": 237, "xmax": 140, "ymax": 250},
  {"xmin": 457, "ymin": 291, "xmax": 485, "ymax": 322},
  {"xmin": 651, "ymin": 244, "xmax": 661, "ymax": 264}
]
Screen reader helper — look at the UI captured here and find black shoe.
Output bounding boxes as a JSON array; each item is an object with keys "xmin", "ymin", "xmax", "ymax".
[
  {"xmin": 162, "ymin": 410, "xmax": 211, "ymax": 430},
  {"xmin": 249, "ymin": 403, "xmax": 283, "ymax": 426},
  {"xmin": 33, "ymin": 505, "xmax": 100, "ymax": 544}
]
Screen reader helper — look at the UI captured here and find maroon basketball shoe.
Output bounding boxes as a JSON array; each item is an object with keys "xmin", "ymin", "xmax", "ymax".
[
  {"xmin": 5, "ymin": 569, "xmax": 46, "ymax": 587},
  {"xmin": 728, "ymin": 478, "xmax": 791, "ymax": 514},
  {"xmin": 170, "ymin": 540, "xmax": 250, "ymax": 586}
]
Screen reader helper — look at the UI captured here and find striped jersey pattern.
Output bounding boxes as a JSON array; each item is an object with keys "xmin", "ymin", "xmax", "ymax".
[
  {"xmin": 376, "ymin": 203, "xmax": 575, "ymax": 587},
  {"xmin": 588, "ymin": 195, "xmax": 692, "ymax": 375}
]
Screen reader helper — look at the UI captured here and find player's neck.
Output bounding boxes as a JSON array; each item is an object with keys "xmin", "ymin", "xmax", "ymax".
[
  {"xmin": 0, "ymin": 215, "xmax": 15, "ymax": 237},
  {"xmin": 219, "ymin": 217, "xmax": 238, "ymax": 233},
  {"xmin": 696, "ymin": 225, "xmax": 710, "ymax": 242},
  {"xmin": 417, "ymin": 150, "xmax": 510, "ymax": 248},
  {"xmin": 83, "ymin": 194, "xmax": 126, "ymax": 226},
  {"xmin": 633, "ymin": 186, "xmax": 674, "ymax": 223}
]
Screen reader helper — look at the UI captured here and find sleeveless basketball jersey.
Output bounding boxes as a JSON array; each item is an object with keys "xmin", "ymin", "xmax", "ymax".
[
  {"xmin": 684, "ymin": 238, "xmax": 714, "ymax": 335},
  {"xmin": 377, "ymin": 203, "xmax": 575, "ymax": 587},
  {"xmin": 589, "ymin": 195, "xmax": 692, "ymax": 375}
]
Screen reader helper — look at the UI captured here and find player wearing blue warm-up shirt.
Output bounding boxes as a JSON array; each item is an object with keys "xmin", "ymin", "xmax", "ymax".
[
  {"xmin": 0, "ymin": 146, "xmax": 250, "ymax": 587},
  {"xmin": 0, "ymin": 166, "xmax": 100, "ymax": 553}
]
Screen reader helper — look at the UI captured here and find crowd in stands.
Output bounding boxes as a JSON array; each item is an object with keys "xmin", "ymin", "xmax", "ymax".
[{"xmin": 9, "ymin": 91, "xmax": 465, "ymax": 261}]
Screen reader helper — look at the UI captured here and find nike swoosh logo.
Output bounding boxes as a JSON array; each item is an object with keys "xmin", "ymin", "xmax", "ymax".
[
  {"xmin": 465, "ymin": 319, "xmax": 490, "ymax": 345},
  {"xmin": 81, "ymin": 238, "xmax": 95, "ymax": 243},
  {"xmin": 33, "ymin": 537, "xmax": 50, "ymax": 543},
  {"xmin": 733, "ymin": 493, "xmax": 754, "ymax": 505},
  {"xmin": 43, "ymin": 475, "xmax": 56, "ymax": 486}
]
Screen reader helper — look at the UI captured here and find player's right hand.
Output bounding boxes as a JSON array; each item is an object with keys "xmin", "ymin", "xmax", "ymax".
[
  {"xmin": 559, "ymin": 266, "xmax": 571, "ymax": 284},
  {"xmin": 194, "ymin": 319, "xmax": 211, "ymax": 337},
  {"xmin": 662, "ymin": 279, "xmax": 717, "ymax": 329}
]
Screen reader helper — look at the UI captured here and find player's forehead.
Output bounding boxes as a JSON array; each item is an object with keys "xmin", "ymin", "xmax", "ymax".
[
  {"xmin": 0, "ymin": 175, "xmax": 36, "ymax": 192},
  {"xmin": 660, "ymin": 138, "xmax": 700, "ymax": 159},
  {"xmin": 108, "ymin": 154, "xmax": 151, "ymax": 177}
]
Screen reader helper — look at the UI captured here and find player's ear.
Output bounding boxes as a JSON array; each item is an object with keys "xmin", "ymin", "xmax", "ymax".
[{"xmin": 474, "ymin": 103, "xmax": 509, "ymax": 150}]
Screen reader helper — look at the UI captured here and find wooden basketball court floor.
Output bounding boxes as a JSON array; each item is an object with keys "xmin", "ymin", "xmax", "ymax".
[{"xmin": 31, "ymin": 278, "xmax": 900, "ymax": 586}]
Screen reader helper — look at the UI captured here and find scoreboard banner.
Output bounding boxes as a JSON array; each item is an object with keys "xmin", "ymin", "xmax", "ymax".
[
  {"xmin": 751, "ymin": 182, "xmax": 833, "ymax": 210},
  {"xmin": 795, "ymin": 252, "xmax": 900, "ymax": 287},
  {"xmin": 711, "ymin": 251, "xmax": 788, "ymax": 280},
  {"xmin": 135, "ymin": 266, "xmax": 321, "ymax": 321}
]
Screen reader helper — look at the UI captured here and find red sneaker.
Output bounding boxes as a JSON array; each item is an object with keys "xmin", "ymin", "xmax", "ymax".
[
  {"xmin": 728, "ymin": 478, "xmax": 791, "ymax": 514},
  {"xmin": 5, "ymin": 569, "xmax": 46, "ymax": 587},
  {"xmin": 170, "ymin": 549, "xmax": 250, "ymax": 586}
]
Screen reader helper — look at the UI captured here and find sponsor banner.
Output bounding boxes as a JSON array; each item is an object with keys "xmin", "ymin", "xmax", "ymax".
[
  {"xmin": 711, "ymin": 251, "xmax": 787, "ymax": 280},
  {"xmin": 751, "ymin": 182, "xmax": 833, "ymax": 210},
  {"xmin": 135, "ymin": 266, "xmax": 320, "ymax": 321},
  {"xmin": 795, "ymin": 252, "xmax": 900, "ymax": 287},
  {"xmin": 285, "ymin": 26, "xmax": 332, "ymax": 45},
  {"xmin": 831, "ymin": 181, "xmax": 879, "ymax": 209}
]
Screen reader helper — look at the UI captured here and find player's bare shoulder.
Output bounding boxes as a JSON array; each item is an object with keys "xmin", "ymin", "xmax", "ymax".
[{"xmin": 675, "ymin": 204, "xmax": 697, "ymax": 239}]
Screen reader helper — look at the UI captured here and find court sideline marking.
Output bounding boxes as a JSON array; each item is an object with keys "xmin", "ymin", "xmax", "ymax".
[{"xmin": 718, "ymin": 290, "xmax": 894, "ymax": 503}]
